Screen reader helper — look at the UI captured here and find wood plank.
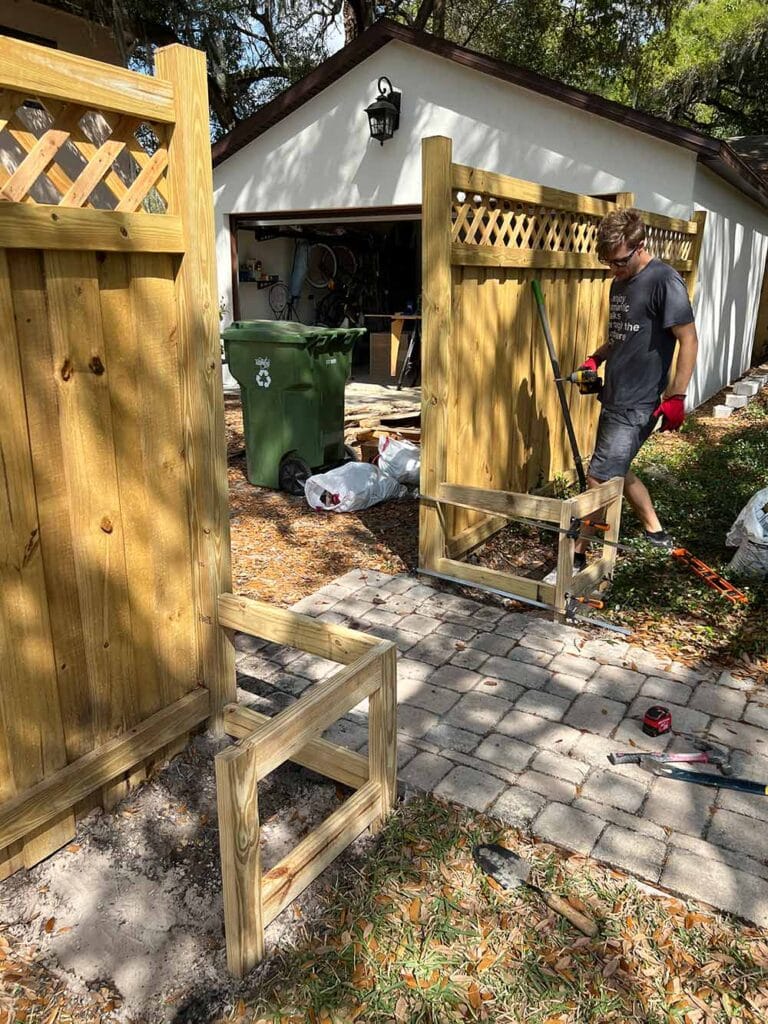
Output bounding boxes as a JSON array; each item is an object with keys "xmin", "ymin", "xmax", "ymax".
[
  {"xmin": 419, "ymin": 136, "xmax": 454, "ymax": 570},
  {"xmin": 155, "ymin": 45, "xmax": 235, "ymax": 732},
  {"xmin": 569, "ymin": 556, "xmax": 613, "ymax": 598},
  {"xmin": 0, "ymin": 36, "xmax": 175, "ymax": 123},
  {"xmin": 437, "ymin": 483, "xmax": 564, "ymax": 522},
  {"xmin": 43, "ymin": 250, "xmax": 138, "ymax": 746},
  {"xmin": 554, "ymin": 500, "xmax": 575, "ymax": 619},
  {"xmin": 436, "ymin": 557, "xmax": 556, "ymax": 606},
  {"xmin": 224, "ymin": 704, "xmax": 369, "ymax": 790},
  {"xmin": 9, "ymin": 251, "xmax": 93, "ymax": 764},
  {"xmin": 367, "ymin": 644, "xmax": 397, "ymax": 828},
  {"xmin": 600, "ymin": 485, "xmax": 622, "ymax": 582},
  {"xmin": 217, "ymin": 593, "xmax": 378, "ymax": 664},
  {"xmin": 0, "ymin": 128, "xmax": 71, "ymax": 202},
  {"xmin": 218, "ymin": 644, "xmax": 388, "ymax": 783},
  {"xmin": 452, "ymin": 165, "xmax": 616, "ymax": 217},
  {"xmin": 0, "ymin": 205, "xmax": 184, "ymax": 252},
  {"xmin": 0, "ymin": 250, "xmax": 75, "ymax": 867},
  {"xmin": 685, "ymin": 210, "xmax": 707, "ymax": 302},
  {"xmin": 0, "ymin": 690, "xmax": 208, "ymax": 851},
  {"xmin": 570, "ymin": 477, "xmax": 624, "ymax": 517},
  {"xmin": 445, "ymin": 514, "xmax": 507, "ymax": 560},
  {"xmin": 452, "ymin": 244, "xmax": 692, "ymax": 274},
  {"xmin": 261, "ymin": 780, "xmax": 381, "ymax": 927},
  {"xmin": 60, "ymin": 137, "xmax": 126, "ymax": 208},
  {"xmin": 116, "ymin": 149, "xmax": 169, "ymax": 212},
  {"xmin": 215, "ymin": 736, "xmax": 263, "ymax": 977}
]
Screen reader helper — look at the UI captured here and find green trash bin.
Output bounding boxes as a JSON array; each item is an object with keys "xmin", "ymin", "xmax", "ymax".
[{"xmin": 222, "ymin": 320, "xmax": 365, "ymax": 493}]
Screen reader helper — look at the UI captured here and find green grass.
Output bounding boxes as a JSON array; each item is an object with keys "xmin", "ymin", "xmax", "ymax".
[
  {"xmin": 219, "ymin": 796, "xmax": 768, "ymax": 1024},
  {"xmin": 602, "ymin": 392, "xmax": 768, "ymax": 666}
]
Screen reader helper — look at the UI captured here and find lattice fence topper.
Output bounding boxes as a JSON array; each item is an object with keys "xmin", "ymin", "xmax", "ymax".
[
  {"xmin": 0, "ymin": 90, "xmax": 169, "ymax": 212},
  {"xmin": 451, "ymin": 188, "xmax": 694, "ymax": 264}
]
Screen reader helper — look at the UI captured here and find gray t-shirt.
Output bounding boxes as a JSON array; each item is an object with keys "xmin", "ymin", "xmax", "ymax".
[{"xmin": 602, "ymin": 258, "xmax": 694, "ymax": 410}]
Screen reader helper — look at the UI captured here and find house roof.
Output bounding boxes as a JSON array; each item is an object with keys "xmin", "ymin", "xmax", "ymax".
[
  {"xmin": 211, "ymin": 19, "xmax": 768, "ymax": 210},
  {"xmin": 728, "ymin": 136, "xmax": 768, "ymax": 181}
]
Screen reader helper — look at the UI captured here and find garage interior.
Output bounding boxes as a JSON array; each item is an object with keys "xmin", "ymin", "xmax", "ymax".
[{"xmin": 229, "ymin": 210, "xmax": 421, "ymax": 383}]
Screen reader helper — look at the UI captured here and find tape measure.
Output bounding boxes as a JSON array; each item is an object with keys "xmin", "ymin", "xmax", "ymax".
[{"xmin": 642, "ymin": 705, "xmax": 672, "ymax": 737}]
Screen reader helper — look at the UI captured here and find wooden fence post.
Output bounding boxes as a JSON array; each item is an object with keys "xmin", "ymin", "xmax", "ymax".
[
  {"xmin": 368, "ymin": 642, "xmax": 398, "ymax": 829},
  {"xmin": 154, "ymin": 44, "xmax": 236, "ymax": 732},
  {"xmin": 686, "ymin": 210, "xmax": 708, "ymax": 303},
  {"xmin": 420, "ymin": 136, "xmax": 454, "ymax": 571}
]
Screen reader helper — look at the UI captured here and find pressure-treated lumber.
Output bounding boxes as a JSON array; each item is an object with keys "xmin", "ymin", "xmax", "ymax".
[
  {"xmin": 437, "ymin": 483, "xmax": 563, "ymax": 523},
  {"xmin": 261, "ymin": 780, "xmax": 382, "ymax": 927},
  {"xmin": 452, "ymin": 244, "xmax": 691, "ymax": 273},
  {"xmin": 367, "ymin": 644, "xmax": 398, "ymax": 828},
  {"xmin": 218, "ymin": 593, "xmax": 378, "ymax": 665},
  {"xmin": 223, "ymin": 704, "xmax": 368, "ymax": 789},
  {"xmin": 155, "ymin": 45, "xmax": 236, "ymax": 731},
  {"xmin": 217, "ymin": 647, "xmax": 385, "ymax": 783},
  {"xmin": 0, "ymin": 690, "xmax": 209, "ymax": 852},
  {"xmin": 0, "ymin": 36, "xmax": 175, "ymax": 122},
  {"xmin": 569, "ymin": 477, "xmax": 624, "ymax": 517},
  {"xmin": 452, "ymin": 165, "xmax": 616, "ymax": 217},
  {"xmin": 437, "ymin": 557, "xmax": 556, "ymax": 606},
  {"xmin": 0, "ymin": 204, "xmax": 184, "ymax": 252}
]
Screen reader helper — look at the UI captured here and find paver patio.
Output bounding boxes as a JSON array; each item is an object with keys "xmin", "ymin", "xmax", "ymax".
[{"xmin": 234, "ymin": 568, "xmax": 768, "ymax": 926}]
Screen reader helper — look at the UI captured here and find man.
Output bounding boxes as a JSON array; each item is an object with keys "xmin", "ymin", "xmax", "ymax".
[{"xmin": 573, "ymin": 208, "xmax": 698, "ymax": 570}]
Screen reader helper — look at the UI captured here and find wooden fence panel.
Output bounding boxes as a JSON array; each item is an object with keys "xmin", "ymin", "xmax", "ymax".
[
  {"xmin": 421, "ymin": 136, "xmax": 704, "ymax": 565},
  {"xmin": 0, "ymin": 38, "xmax": 234, "ymax": 874}
]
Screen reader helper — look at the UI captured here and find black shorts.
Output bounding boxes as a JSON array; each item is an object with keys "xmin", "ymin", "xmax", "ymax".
[{"xmin": 588, "ymin": 406, "xmax": 657, "ymax": 480}]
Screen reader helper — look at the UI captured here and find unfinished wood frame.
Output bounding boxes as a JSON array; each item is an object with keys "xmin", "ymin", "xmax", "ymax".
[
  {"xmin": 429, "ymin": 480, "xmax": 623, "ymax": 618},
  {"xmin": 419, "ymin": 136, "xmax": 703, "ymax": 601},
  {"xmin": 215, "ymin": 594, "xmax": 397, "ymax": 977},
  {"xmin": 0, "ymin": 38, "xmax": 234, "ymax": 880}
]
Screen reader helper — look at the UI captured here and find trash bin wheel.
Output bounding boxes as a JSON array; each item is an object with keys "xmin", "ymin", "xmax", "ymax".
[
  {"xmin": 279, "ymin": 454, "xmax": 312, "ymax": 496},
  {"xmin": 343, "ymin": 444, "xmax": 359, "ymax": 462}
]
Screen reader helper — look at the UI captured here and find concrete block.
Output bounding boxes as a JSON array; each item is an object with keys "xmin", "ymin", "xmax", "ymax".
[
  {"xmin": 504, "ymin": 645, "xmax": 553, "ymax": 668},
  {"xmin": 717, "ymin": 669, "xmax": 757, "ymax": 693},
  {"xmin": 473, "ymin": 733, "xmax": 538, "ymax": 772},
  {"xmin": 532, "ymin": 749, "xmax": 591, "ymax": 785},
  {"xmin": 662, "ymin": 849, "xmax": 768, "ymax": 927},
  {"xmin": 399, "ymin": 613, "xmax": 442, "ymax": 635},
  {"xmin": 475, "ymin": 676, "xmax": 524, "ymax": 703},
  {"xmin": 709, "ymin": 717, "xmax": 768, "ymax": 757},
  {"xmin": 733, "ymin": 379, "xmax": 760, "ymax": 396},
  {"xmin": 406, "ymin": 637, "xmax": 455, "ymax": 667},
  {"xmin": 587, "ymin": 664, "xmax": 646, "ymax": 702},
  {"xmin": 519, "ymin": 633, "xmax": 565, "ymax": 656},
  {"xmin": 435, "ymin": 621, "xmax": 479, "ymax": 641},
  {"xmin": 669, "ymin": 831, "xmax": 768, "ymax": 881},
  {"xmin": 424, "ymin": 723, "xmax": 482, "ymax": 755},
  {"xmin": 482, "ymin": 656, "xmax": 551, "ymax": 689},
  {"xmin": 725, "ymin": 392, "xmax": 749, "ymax": 408},
  {"xmin": 433, "ymin": 765, "xmax": 506, "ymax": 812},
  {"xmin": 490, "ymin": 787, "xmax": 546, "ymax": 827},
  {"xmin": 396, "ymin": 704, "xmax": 441, "ymax": 739},
  {"xmin": 429, "ymin": 664, "xmax": 484, "ymax": 693},
  {"xmin": 707, "ymin": 808, "xmax": 767, "ymax": 861},
  {"xmin": 580, "ymin": 768, "xmax": 648, "ymax": 813},
  {"xmin": 643, "ymin": 776, "xmax": 716, "ymax": 836},
  {"xmin": 545, "ymin": 672, "xmax": 587, "ymax": 701},
  {"xmin": 593, "ymin": 825, "xmax": 666, "ymax": 881},
  {"xmin": 398, "ymin": 679, "xmax": 462, "ymax": 715},
  {"xmin": 640, "ymin": 676, "xmax": 692, "ymax": 706},
  {"xmin": 398, "ymin": 752, "xmax": 454, "ymax": 792},
  {"xmin": 547, "ymin": 652, "xmax": 599, "ymax": 680},
  {"xmin": 743, "ymin": 702, "xmax": 768, "ymax": 729},
  {"xmin": 712, "ymin": 404, "xmax": 733, "ymax": 419},
  {"xmin": 444, "ymin": 691, "xmax": 514, "ymax": 734},
  {"xmin": 534, "ymin": 802, "xmax": 606, "ymax": 855},
  {"xmin": 468, "ymin": 632, "xmax": 516, "ymax": 657},
  {"xmin": 449, "ymin": 648, "xmax": 489, "ymax": 671},
  {"xmin": 688, "ymin": 682, "xmax": 746, "ymax": 720},
  {"xmin": 518, "ymin": 770, "xmax": 577, "ymax": 804},
  {"xmin": 494, "ymin": 612, "xmax": 532, "ymax": 638},
  {"xmin": 564, "ymin": 693, "xmax": 628, "ymax": 736},
  {"xmin": 496, "ymin": 709, "xmax": 582, "ymax": 753},
  {"xmin": 574, "ymin": 798, "xmax": 666, "ymax": 841},
  {"xmin": 514, "ymin": 689, "xmax": 571, "ymax": 722}
]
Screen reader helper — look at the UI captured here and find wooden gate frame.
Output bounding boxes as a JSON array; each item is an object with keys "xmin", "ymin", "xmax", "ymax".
[
  {"xmin": 214, "ymin": 594, "xmax": 397, "ymax": 977},
  {"xmin": 419, "ymin": 135, "xmax": 705, "ymax": 616}
]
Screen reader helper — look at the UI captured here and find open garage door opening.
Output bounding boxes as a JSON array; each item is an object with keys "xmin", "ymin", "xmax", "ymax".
[{"xmin": 230, "ymin": 208, "xmax": 421, "ymax": 385}]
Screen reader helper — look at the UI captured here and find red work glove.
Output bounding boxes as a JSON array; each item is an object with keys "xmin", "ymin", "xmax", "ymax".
[
  {"xmin": 579, "ymin": 355, "xmax": 602, "ymax": 372},
  {"xmin": 653, "ymin": 394, "xmax": 686, "ymax": 431}
]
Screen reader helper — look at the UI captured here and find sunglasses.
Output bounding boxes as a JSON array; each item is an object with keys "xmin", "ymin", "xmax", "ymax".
[{"xmin": 601, "ymin": 245, "xmax": 640, "ymax": 267}]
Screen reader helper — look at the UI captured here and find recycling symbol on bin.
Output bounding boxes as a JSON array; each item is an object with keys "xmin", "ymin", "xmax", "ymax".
[{"xmin": 255, "ymin": 367, "xmax": 272, "ymax": 388}]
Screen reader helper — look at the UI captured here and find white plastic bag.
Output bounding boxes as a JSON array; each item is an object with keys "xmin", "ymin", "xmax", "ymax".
[
  {"xmin": 377, "ymin": 437, "xmax": 420, "ymax": 487},
  {"xmin": 725, "ymin": 487, "xmax": 768, "ymax": 581},
  {"xmin": 304, "ymin": 461, "xmax": 407, "ymax": 513}
]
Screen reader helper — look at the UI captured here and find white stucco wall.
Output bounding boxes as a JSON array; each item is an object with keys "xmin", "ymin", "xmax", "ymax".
[
  {"xmin": 213, "ymin": 39, "xmax": 697, "ymax": 320},
  {"xmin": 691, "ymin": 164, "xmax": 768, "ymax": 405}
]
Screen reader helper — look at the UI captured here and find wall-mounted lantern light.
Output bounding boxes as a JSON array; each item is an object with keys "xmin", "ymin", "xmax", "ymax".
[{"xmin": 365, "ymin": 76, "xmax": 401, "ymax": 145}]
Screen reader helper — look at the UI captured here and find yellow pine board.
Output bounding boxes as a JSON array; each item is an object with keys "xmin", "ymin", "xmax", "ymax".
[{"xmin": 0, "ymin": 204, "xmax": 184, "ymax": 252}]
